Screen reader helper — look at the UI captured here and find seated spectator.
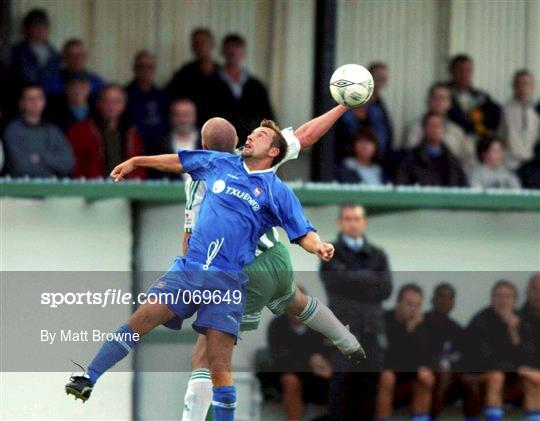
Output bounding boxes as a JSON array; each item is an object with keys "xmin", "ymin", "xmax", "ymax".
[
  {"xmin": 336, "ymin": 63, "xmax": 393, "ymax": 164},
  {"xmin": 498, "ymin": 70, "xmax": 540, "ymax": 170},
  {"xmin": 469, "ymin": 136, "xmax": 521, "ymax": 189},
  {"xmin": 366, "ymin": 62, "xmax": 393, "ymax": 161},
  {"xmin": 3, "ymin": 85, "xmax": 73, "ymax": 177},
  {"xmin": 519, "ymin": 274, "xmax": 540, "ymax": 421},
  {"xmin": 424, "ymin": 284, "xmax": 472, "ymax": 419},
  {"xmin": 446, "ymin": 54, "xmax": 501, "ymax": 136},
  {"xmin": 375, "ymin": 284, "xmax": 435, "ymax": 421},
  {"xmin": 518, "ymin": 142, "xmax": 540, "ymax": 189},
  {"xmin": 148, "ymin": 98, "xmax": 200, "ymax": 179},
  {"xmin": 43, "ymin": 38, "xmax": 104, "ymax": 100},
  {"xmin": 213, "ymin": 34, "xmax": 274, "ymax": 142},
  {"xmin": 268, "ymin": 312, "xmax": 331, "ymax": 421},
  {"xmin": 465, "ymin": 280, "xmax": 535, "ymax": 421},
  {"xmin": 125, "ymin": 50, "xmax": 169, "ymax": 154},
  {"xmin": 336, "ymin": 128, "xmax": 384, "ymax": 185},
  {"xmin": 67, "ymin": 84, "xmax": 144, "ymax": 179},
  {"xmin": 10, "ymin": 9, "xmax": 61, "ymax": 90},
  {"xmin": 396, "ymin": 113, "xmax": 467, "ymax": 186},
  {"xmin": 404, "ymin": 83, "xmax": 474, "ymax": 172},
  {"xmin": 335, "ymin": 105, "xmax": 371, "ymax": 163},
  {"xmin": 48, "ymin": 73, "xmax": 93, "ymax": 133}
]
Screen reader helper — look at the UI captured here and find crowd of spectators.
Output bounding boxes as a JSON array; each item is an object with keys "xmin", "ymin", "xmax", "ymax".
[
  {"xmin": 262, "ymin": 203, "xmax": 540, "ymax": 421},
  {"xmin": 1, "ymin": 8, "xmax": 539, "ymax": 190}
]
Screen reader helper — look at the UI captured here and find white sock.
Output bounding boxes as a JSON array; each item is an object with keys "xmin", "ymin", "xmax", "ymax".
[
  {"xmin": 297, "ymin": 296, "xmax": 359, "ymax": 354},
  {"xmin": 182, "ymin": 369, "xmax": 213, "ymax": 421}
]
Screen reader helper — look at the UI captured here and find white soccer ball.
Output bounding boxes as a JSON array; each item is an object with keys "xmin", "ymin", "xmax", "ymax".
[{"xmin": 329, "ymin": 64, "xmax": 374, "ymax": 107}]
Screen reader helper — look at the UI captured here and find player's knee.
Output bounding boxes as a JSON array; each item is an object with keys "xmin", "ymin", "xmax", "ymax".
[
  {"xmin": 285, "ymin": 289, "xmax": 308, "ymax": 316},
  {"xmin": 281, "ymin": 373, "xmax": 301, "ymax": 392},
  {"xmin": 379, "ymin": 370, "xmax": 396, "ymax": 391},
  {"xmin": 127, "ymin": 304, "xmax": 162, "ymax": 334}
]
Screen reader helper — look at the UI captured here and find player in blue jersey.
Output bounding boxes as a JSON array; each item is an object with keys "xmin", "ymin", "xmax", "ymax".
[{"xmin": 65, "ymin": 119, "xmax": 335, "ymax": 421}]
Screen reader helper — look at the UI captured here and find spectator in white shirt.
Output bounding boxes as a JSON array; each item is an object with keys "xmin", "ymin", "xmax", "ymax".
[
  {"xmin": 469, "ymin": 136, "xmax": 521, "ymax": 189},
  {"xmin": 498, "ymin": 70, "xmax": 540, "ymax": 170},
  {"xmin": 404, "ymin": 83, "xmax": 474, "ymax": 172}
]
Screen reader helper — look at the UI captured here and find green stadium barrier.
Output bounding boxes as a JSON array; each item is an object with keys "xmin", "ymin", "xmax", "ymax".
[{"xmin": 1, "ymin": 178, "xmax": 539, "ymax": 211}]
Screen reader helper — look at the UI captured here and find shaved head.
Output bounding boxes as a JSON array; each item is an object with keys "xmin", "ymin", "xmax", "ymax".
[{"xmin": 201, "ymin": 117, "xmax": 238, "ymax": 152}]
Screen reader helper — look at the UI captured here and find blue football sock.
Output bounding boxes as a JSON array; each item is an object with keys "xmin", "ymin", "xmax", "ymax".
[
  {"xmin": 485, "ymin": 406, "xmax": 503, "ymax": 421},
  {"xmin": 526, "ymin": 410, "xmax": 540, "ymax": 421},
  {"xmin": 212, "ymin": 385, "xmax": 236, "ymax": 421},
  {"xmin": 87, "ymin": 324, "xmax": 138, "ymax": 384},
  {"xmin": 410, "ymin": 413, "xmax": 431, "ymax": 421}
]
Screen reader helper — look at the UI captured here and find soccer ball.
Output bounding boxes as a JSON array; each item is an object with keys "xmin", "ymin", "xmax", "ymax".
[{"xmin": 329, "ymin": 64, "xmax": 374, "ymax": 107}]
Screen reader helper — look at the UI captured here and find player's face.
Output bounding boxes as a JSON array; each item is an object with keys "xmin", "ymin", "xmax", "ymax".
[
  {"xmin": 483, "ymin": 141, "xmax": 504, "ymax": 168},
  {"xmin": 339, "ymin": 206, "xmax": 366, "ymax": 239},
  {"xmin": 64, "ymin": 44, "xmax": 87, "ymax": 71},
  {"xmin": 527, "ymin": 276, "xmax": 540, "ymax": 310},
  {"xmin": 428, "ymin": 87, "xmax": 451, "ymax": 115},
  {"xmin": 514, "ymin": 74, "xmax": 534, "ymax": 101},
  {"xmin": 242, "ymin": 127, "xmax": 277, "ymax": 159},
  {"xmin": 19, "ymin": 87, "xmax": 46, "ymax": 117},
  {"xmin": 433, "ymin": 288, "xmax": 455, "ymax": 315},
  {"xmin": 98, "ymin": 88, "xmax": 126, "ymax": 121},
  {"xmin": 396, "ymin": 291, "xmax": 423, "ymax": 321},
  {"xmin": 492, "ymin": 285, "xmax": 516, "ymax": 313}
]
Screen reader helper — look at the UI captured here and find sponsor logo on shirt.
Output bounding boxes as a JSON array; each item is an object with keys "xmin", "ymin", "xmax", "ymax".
[{"xmin": 212, "ymin": 180, "xmax": 261, "ymax": 211}]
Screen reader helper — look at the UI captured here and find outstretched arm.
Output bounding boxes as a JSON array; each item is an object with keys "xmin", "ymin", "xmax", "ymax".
[
  {"xmin": 111, "ymin": 154, "xmax": 182, "ymax": 182},
  {"xmin": 294, "ymin": 105, "xmax": 348, "ymax": 150},
  {"xmin": 298, "ymin": 231, "xmax": 335, "ymax": 262}
]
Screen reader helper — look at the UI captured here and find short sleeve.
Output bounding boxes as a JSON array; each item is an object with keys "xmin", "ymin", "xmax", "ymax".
[
  {"xmin": 184, "ymin": 177, "xmax": 207, "ymax": 233},
  {"xmin": 178, "ymin": 149, "xmax": 227, "ymax": 180},
  {"xmin": 271, "ymin": 127, "xmax": 301, "ymax": 171},
  {"xmin": 268, "ymin": 180, "xmax": 316, "ymax": 243}
]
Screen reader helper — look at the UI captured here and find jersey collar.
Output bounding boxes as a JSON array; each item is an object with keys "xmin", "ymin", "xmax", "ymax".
[{"xmin": 242, "ymin": 160, "xmax": 275, "ymax": 174}]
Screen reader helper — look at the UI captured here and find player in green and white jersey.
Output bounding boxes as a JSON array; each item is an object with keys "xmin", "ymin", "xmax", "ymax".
[{"xmin": 181, "ymin": 108, "xmax": 366, "ymax": 421}]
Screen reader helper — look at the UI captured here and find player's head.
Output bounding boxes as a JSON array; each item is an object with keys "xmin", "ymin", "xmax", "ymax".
[
  {"xmin": 201, "ymin": 117, "xmax": 238, "ymax": 153},
  {"xmin": 338, "ymin": 203, "xmax": 367, "ymax": 239},
  {"xmin": 431, "ymin": 283, "xmax": 456, "ymax": 315},
  {"xmin": 396, "ymin": 283, "xmax": 423, "ymax": 321},
  {"xmin": 512, "ymin": 69, "xmax": 534, "ymax": 102},
  {"xmin": 526, "ymin": 273, "xmax": 540, "ymax": 311},
  {"xmin": 449, "ymin": 54, "xmax": 473, "ymax": 89},
  {"xmin": 491, "ymin": 280, "xmax": 518, "ymax": 313},
  {"xmin": 241, "ymin": 120, "xmax": 288, "ymax": 167}
]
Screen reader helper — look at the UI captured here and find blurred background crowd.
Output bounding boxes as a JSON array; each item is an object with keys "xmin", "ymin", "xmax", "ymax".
[
  {"xmin": 1, "ymin": 8, "xmax": 539, "ymax": 189},
  {"xmin": 259, "ymin": 204, "xmax": 540, "ymax": 421}
]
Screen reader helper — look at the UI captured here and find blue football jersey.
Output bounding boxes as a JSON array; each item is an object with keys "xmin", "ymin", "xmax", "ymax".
[{"xmin": 178, "ymin": 149, "xmax": 315, "ymax": 270}]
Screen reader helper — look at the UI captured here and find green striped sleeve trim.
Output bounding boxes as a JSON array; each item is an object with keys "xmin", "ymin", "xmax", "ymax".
[
  {"xmin": 241, "ymin": 312, "xmax": 262, "ymax": 322},
  {"xmin": 297, "ymin": 297, "xmax": 318, "ymax": 321},
  {"xmin": 185, "ymin": 180, "xmax": 201, "ymax": 210}
]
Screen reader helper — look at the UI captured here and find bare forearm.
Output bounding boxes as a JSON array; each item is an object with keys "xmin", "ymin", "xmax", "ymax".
[
  {"xmin": 294, "ymin": 105, "xmax": 348, "ymax": 149},
  {"xmin": 133, "ymin": 154, "xmax": 183, "ymax": 174},
  {"xmin": 299, "ymin": 231, "xmax": 323, "ymax": 254}
]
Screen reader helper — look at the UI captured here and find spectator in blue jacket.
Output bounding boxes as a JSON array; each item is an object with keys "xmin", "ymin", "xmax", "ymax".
[
  {"xmin": 10, "ymin": 9, "xmax": 61, "ymax": 91},
  {"xmin": 3, "ymin": 85, "xmax": 73, "ymax": 177},
  {"xmin": 125, "ymin": 50, "xmax": 170, "ymax": 154},
  {"xmin": 43, "ymin": 39, "xmax": 104, "ymax": 101}
]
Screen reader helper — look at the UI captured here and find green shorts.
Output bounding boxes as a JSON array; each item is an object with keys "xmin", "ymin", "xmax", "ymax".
[{"xmin": 240, "ymin": 242, "xmax": 296, "ymax": 331}]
